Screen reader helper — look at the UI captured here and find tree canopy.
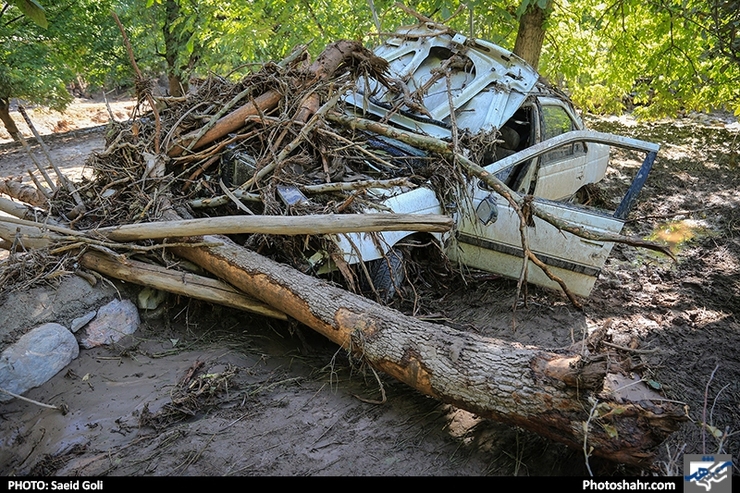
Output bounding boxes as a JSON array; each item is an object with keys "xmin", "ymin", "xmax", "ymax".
[
  {"xmin": 0, "ymin": 0, "xmax": 738, "ymax": 133},
  {"xmin": 0, "ymin": 1, "xmax": 123, "ymax": 109},
  {"xmin": 542, "ymin": 0, "xmax": 740, "ymax": 117}
]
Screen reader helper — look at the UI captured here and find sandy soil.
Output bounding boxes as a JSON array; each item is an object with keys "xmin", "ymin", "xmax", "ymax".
[{"xmin": 0, "ymin": 100, "xmax": 738, "ymax": 476}]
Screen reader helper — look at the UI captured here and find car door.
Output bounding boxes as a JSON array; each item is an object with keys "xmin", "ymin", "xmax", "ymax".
[
  {"xmin": 450, "ymin": 187, "xmax": 624, "ymax": 298},
  {"xmin": 448, "ymin": 132, "xmax": 659, "ymax": 297}
]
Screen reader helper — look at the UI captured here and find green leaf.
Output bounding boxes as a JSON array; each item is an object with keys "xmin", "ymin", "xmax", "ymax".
[
  {"xmin": 647, "ymin": 379, "xmax": 662, "ymax": 390},
  {"xmin": 703, "ymin": 423, "xmax": 724, "ymax": 439},
  {"xmin": 9, "ymin": 0, "xmax": 48, "ymax": 29},
  {"xmin": 601, "ymin": 423, "xmax": 619, "ymax": 438}
]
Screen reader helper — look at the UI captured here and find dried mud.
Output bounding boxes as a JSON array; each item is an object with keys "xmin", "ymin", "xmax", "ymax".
[{"xmin": 0, "ymin": 102, "xmax": 738, "ymax": 476}]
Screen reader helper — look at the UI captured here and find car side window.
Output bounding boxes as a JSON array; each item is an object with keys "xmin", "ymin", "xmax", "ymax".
[{"xmin": 541, "ymin": 105, "xmax": 585, "ymax": 164}]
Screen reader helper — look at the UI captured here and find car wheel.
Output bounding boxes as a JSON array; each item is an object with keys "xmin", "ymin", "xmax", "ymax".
[{"xmin": 364, "ymin": 248, "xmax": 405, "ymax": 302}]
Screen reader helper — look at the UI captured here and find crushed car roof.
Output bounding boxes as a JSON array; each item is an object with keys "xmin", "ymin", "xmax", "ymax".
[{"xmin": 344, "ymin": 23, "xmax": 541, "ymax": 139}]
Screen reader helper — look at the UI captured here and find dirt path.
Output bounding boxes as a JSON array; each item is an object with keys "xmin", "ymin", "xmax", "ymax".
[{"xmin": 0, "ymin": 101, "xmax": 738, "ymax": 476}]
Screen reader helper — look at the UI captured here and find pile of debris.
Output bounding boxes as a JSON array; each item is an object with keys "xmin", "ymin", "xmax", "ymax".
[
  {"xmin": 76, "ymin": 38, "xmax": 460, "ymax": 288},
  {"xmin": 0, "ymin": 20, "xmax": 686, "ymax": 468}
]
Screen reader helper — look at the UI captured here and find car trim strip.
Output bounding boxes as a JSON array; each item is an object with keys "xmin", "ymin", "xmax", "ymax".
[{"xmin": 457, "ymin": 232, "xmax": 602, "ymax": 277}]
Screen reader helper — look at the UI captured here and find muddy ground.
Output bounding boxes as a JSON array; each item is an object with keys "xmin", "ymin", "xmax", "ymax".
[{"xmin": 0, "ymin": 100, "xmax": 738, "ymax": 476}]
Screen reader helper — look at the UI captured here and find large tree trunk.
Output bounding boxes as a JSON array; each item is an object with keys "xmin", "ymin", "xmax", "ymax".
[
  {"xmin": 165, "ymin": 230, "xmax": 686, "ymax": 467},
  {"xmin": 0, "ymin": 98, "xmax": 21, "ymax": 142},
  {"xmin": 513, "ymin": 0, "xmax": 551, "ymax": 70},
  {"xmin": 0, "ymin": 204, "xmax": 687, "ymax": 466}
]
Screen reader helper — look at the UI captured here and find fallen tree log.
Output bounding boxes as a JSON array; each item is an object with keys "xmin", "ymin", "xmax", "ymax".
[
  {"xmin": 0, "ymin": 196, "xmax": 58, "ymax": 224},
  {"xmin": 0, "ymin": 178, "xmax": 49, "ymax": 208},
  {"xmin": 0, "ymin": 217, "xmax": 67, "ymax": 250},
  {"xmin": 78, "ymin": 251, "xmax": 286, "ymax": 320},
  {"xmin": 0, "ymin": 213, "xmax": 452, "ymax": 244},
  {"xmin": 165, "ymin": 229, "xmax": 687, "ymax": 467},
  {"xmin": 0, "ymin": 208, "xmax": 687, "ymax": 465},
  {"xmin": 0, "ymin": 220, "xmax": 286, "ymax": 319},
  {"xmin": 94, "ymin": 213, "xmax": 453, "ymax": 242}
]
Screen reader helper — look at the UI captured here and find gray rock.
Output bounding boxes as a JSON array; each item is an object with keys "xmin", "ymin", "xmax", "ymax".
[
  {"xmin": 70, "ymin": 311, "xmax": 97, "ymax": 333},
  {"xmin": 0, "ymin": 275, "xmax": 120, "ymax": 353},
  {"xmin": 0, "ymin": 323, "xmax": 79, "ymax": 402},
  {"xmin": 80, "ymin": 299, "xmax": 140, "ymax": 349}
]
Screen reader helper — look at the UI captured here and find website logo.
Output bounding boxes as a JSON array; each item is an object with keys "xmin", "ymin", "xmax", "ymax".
[{"xmin": 684, "ymin": 454, "xmax": 733, "ymax": 493}]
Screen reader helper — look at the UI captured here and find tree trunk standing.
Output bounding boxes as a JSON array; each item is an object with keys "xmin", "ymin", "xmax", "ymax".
[
  {"xmin": 513, "ymin": 1, "xmax": 552, "ymax": 70},
  {"xmin": 0, "ymin": 98, "xmax": 20, "ymax": 142},
  {"xmin": 163, "ymin": 0, "xmax": 188, "ymax": 97}
]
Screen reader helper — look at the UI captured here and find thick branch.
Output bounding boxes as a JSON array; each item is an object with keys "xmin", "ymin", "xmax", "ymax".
[
  {"xmin": 0, "ymin": 213, "xmax": 451, "ymax": 244},
  {"xmin": 94, "ymin": 213, "xmax": 453, "ymax": 242},
  {"xmin": 78, "ymin": 251, "xmax": 286, "ymax": 320}
]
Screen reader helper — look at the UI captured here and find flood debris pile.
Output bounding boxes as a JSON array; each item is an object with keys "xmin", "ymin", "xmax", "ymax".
[
  {"xmin": 0, "ymin": 21, "xmax": 688, "ymax": 469},
  {"xmin": 52, "ymin": 40, "xmax": 463, "ymax": 288}
]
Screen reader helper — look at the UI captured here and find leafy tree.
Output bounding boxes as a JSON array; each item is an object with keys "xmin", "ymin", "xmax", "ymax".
[
  {"xmin": 399, "ymin": 0, "xmax": 738, "ymax": 116},
  {"xmin": 1, "ymin": 0, "xmax": 738, "ymax": 142},
  {"xmin": 0, "ymin": 1, "xmax": 70, "ymax": 140},
  {"xmin": 0, "ymin": 0, "xmax": 123, "ymax": 140},
  {"xmin": 540, "ymin": 0, "xmax": 740, "ymax": 116}
]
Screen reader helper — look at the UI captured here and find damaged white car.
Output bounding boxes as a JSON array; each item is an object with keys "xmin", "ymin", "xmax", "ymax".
[{"xmin": 311, "ymin": 23, "xmax": 660, "ymax": 299}]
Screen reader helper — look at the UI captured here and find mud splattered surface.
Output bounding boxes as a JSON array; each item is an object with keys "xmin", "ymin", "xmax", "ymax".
[{"xmin": 0, "ymin": 102, "xmax": 738, "ymax": 476}]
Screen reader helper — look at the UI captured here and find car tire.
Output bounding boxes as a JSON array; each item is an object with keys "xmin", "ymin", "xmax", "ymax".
[{"xmin": 364, "ymin": 248, "xmax": 405, "ymax": 302}]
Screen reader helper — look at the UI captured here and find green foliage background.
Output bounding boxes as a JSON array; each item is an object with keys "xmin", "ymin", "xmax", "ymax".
[{"xmin": 1, "ymin": 0, "xmax": 738, "ymax": 117}]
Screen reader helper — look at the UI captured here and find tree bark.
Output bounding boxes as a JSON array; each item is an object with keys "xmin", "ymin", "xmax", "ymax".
[
  {"xmin": 513, "ymin": 1, "xmax": 551, "ymax": 70},
  {"xmin": 165, "ymin": 230, "xmax": 686, "ymax": 467},
  {"xmin": 78, "ymin": 251, "xmax": 286, "ymax": 320},
  {"xmin": 0, "ymin": 178, "xmax": 48, "ymax": 208},
  {"xmin": 168, "ymin": 90, "xmax": 283, "ymax": 156},
  {"xmin": 0, "ymin": 98, "xmax": 21, "ymax": 142},
  {"xmin": 163, "ymin": 0, "xmax": 188, "ymax": 98}
]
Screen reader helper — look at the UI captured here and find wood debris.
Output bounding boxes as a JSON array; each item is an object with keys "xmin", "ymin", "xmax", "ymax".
[{"xmin": 0, "ymin": 22, "xmax": 686, "ymax": 467}]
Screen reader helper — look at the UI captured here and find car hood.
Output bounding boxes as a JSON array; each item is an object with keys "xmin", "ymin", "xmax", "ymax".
[{"xmin": 344, "ymin": 23, "xmax": 540, "ymax": 139}]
